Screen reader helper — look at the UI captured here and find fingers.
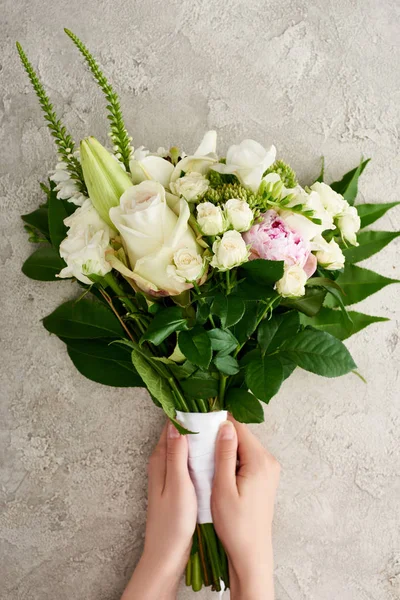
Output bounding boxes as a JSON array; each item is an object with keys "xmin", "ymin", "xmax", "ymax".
[
  {"xmin": 164, "ymin": 421, "xmax": 190, "ymax": 491},
  {"xmin": 213, "ymin": 420, "xmax": 239, "ymax": 495},
  {"xmin": 148, "ymin": 423, "xmax": 168, "ymax": 496}
]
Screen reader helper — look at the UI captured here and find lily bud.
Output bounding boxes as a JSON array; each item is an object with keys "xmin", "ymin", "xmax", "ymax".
[{"xmin": 80, "ymin": 137, "xmax": 132, "ymax": 227}]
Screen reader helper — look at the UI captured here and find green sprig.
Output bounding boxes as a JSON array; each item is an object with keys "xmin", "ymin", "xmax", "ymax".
[
  {"xmin": 64, "ymin": 29, "xmax": 132, "ymax": 171},
  {"xmin": 265, "ymin": 159, "xmax": 298, "ymax": 188},
  {"xmin": 16, "ymin": 42, "xmax": 87, "ymax": 194},
  {"xmin": 204, "ymin": 182, "xmax": 257, "ymax": 205}
]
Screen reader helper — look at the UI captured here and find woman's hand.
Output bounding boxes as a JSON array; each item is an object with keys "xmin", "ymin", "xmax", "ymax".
[
  {"xmin": 122, "ymin": 422, "xmax": 197, "ymax": 600},
  {"xmin": 211, "ymin": 417, "xmax": 280, "ymax": 600}
]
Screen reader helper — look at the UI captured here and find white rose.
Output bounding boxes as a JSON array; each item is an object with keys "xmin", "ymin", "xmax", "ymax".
[
  {"xmin": 170, "ymin": 172, "xmax": 209, "ymax": 202},
  {"xmin": 170, "ymin": 130, "xmax": 218, "ymax": 183},
  {"xmin": 276, "ymin": 264, "xmax": 307, "ymax": 298},
  {"xmin": 211, "ymin": 230, "xmax": 249, "ymax": 271},
  {"xmin": 311, "ymin": 235, "xmax": 345, "ymax": 270},
  {"xmin": 167, "ymin": 248, "xmax": 205, "ymax": 283},
  {"xmin": 58, "ymin": 228, "xmax": 112, "ymax": 284},
  {"xmin": 109, "ymin": 180, "xmax": 202, "ymax": 296},
  {"xmin": 224, "ymin": 198, "xmax": 254, "ymax": 232},
  {"xmin": 196, "ymin": 202, "xmax": 226, "ymax": 236},
  {"xmin": 310, "ymin": 182, "xmax": 347, "ymax": 217},
  {"xmin": 280, "ymin": 187, "xmax": 335, "ymax": 241},
  {"xmin": 337, "ymin": 205, "xmax": 360, "ymax": 246},
  {"xmin": 129, "ymin": 145, "xmax": 174, "ymax": 189},
  {"xmin": 212, "ymin": 139, "xmax": 276, "ymax": 192}
]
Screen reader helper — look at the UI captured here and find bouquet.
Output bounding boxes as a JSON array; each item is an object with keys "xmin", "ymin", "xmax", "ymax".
[{"xmin": 17, "ymin": 31, "xmax": 399, "ymax": 594}]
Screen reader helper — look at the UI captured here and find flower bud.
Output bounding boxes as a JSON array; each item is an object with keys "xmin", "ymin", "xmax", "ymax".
[{"xmin": 80, "ymin": 137, "xmax": 133, "ymax": 227}]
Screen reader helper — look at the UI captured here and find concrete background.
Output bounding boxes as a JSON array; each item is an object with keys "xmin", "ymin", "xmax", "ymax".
[{"xmin": 1, "ymin": 0, "xmax": 399, "ymax": 598}]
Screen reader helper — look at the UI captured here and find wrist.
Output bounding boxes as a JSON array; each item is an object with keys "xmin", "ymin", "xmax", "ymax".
[
  {"xmin": 122, "ymin": 553, "xmax": 181, "ymax": 600},
  {"xmin": 228, "ymin": 542, "xmax": 275, "ymax": 600}
]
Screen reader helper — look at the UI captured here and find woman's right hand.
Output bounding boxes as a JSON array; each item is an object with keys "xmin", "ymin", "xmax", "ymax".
[{"xmin": 211, "ymin": 417, "xmax": 280, "ymax": 600}]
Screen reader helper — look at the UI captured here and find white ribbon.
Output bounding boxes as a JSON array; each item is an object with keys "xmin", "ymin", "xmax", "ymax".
[{"xmin": 176, "ymin": 411, "xmax": 230, "ymax": 598}]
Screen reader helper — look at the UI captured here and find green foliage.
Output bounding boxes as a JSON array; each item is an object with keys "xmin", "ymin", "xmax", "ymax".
[
  {"xmin": 204, "ymin": 181, "xmax": 256, "ymax": 205},
  {"xmin": 343, "ymin": 231, "xmax": 400, "ymax": 264},
  {"xmin": 61, "ymin": 337, "xmax": 143, "ymax": 387},
  {"xmin": 226, "ymin": 388, "xmax": 264, "ymax": 423},
  {"xmin": 48, "ymin": 189, "xmax": 69, "ymax": 250},
  {"xmin": 330, "ymin": 158, "xmax": 370, "ymax": 204},
  {"xmin": 257, "ymin": 311, "xmax": 300, "ymax": 354},
  {"xmin": 140, "ymin": 306, "xmax": 187, "ymax": 346},
  {"xmin": 245, "ymin": 354, "xmax": 283, "ymax": 403},
  {"xmin": 16, "ymin": 42, "xmax": 86, "ymax": 193},
  {"xmin": 283, "ymin": 329, "xmax": 356, "ymax": 377},
  {"xmin": 65, "ymin": 29, "xmax": 132, "ymax": 171},
  {"xmin": 22, "ymin": 246, "xmax": 66, "ymax": 281},
  {"xmin": 211, "ymin": 295, "xmax": 245, "ymax": 328},
  {"xmin": 43, "ymin": 297, "xmax": 125, "ymax": 338},
  {"xmin": 207, "ymin": 329, "xmax": 238, "ymax": 355},
  {"xmin": 324, "ymin": 264, "xmax": 399, "ymax": 306},
  {"xmin": 300, "ymin": 307, "xmax": 389, "ymax": 340},
  {"xmin": 314, "ymin": 157, "xmax": 325, "ymax": 183},
  {"xmin": 180, "ymin": 371, "xmax": 219, "ymax": 399},
  {"xmin": 357, "ymin": 202, "xmax": 400, "ymax": 229},
  {"xmin": 240, "ymin": 259, "xmax": 284, "ymax": 286},
  {"xmin": 232, "ymin": 302, "xmax": 259, "ymax": 344},
  {"xmin": 282, "ymin": 286, "xmax": 327, "ymax": 317},
  {"xmin": 178, "ymin": 326, "xmax": 213, "ymax": 369},
  {"xmin": 213, "ymin": 355, "xmax": 239, "ymax": 375},
  {"xmin": 265, "ymin": 159, "xmax": 298, "ymax": 188},
  {"xmin": 21, "ymin": 207, "xmax": 50, "ymax": 240}
]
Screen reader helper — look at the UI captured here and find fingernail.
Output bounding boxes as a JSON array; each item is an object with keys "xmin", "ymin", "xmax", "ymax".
[
  {"xmin": 219, "ymin": 421, "xmax": 235, "ymax": 440},
  {"xmin": 168, "ymin": 422, "xmax": 180, "ymax": 439}
]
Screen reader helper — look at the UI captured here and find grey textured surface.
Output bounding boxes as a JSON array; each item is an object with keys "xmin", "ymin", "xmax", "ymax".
[{"xmin": 1, "ymin": 1, "xmax": 400, "ymax": 598}]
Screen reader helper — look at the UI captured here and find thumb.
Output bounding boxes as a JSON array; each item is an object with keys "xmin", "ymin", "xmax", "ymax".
[
  {"xmin": 164, "ymin": 421, "xmax": 189, "ymax": 491},
  {"xmin": 213, "ymin": 421, "xmax": 238, "ymax": 493}
]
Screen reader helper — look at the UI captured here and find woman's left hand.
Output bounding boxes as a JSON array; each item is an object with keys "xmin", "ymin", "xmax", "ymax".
[{"xmin": 122, "ymin": 422, "xmax": 197, "ymax": 600}]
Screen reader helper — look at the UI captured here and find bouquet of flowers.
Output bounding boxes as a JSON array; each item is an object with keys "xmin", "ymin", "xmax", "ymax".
[{"xmin": 17, "ymin": 31, "xmax": 399, "ymax": 594}]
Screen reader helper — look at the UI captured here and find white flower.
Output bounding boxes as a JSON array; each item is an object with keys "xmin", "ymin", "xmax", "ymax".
[
  {"xmin": 170, "ymin": 130, "xmax": 218, "ymax": 184},
  {"xmin": 280, "ymin": 187, "xmax": 335, "ymax": 241},
  {"xmin": 196, "ymin": 202, "xmax": 226, "ymax": 236},
  {"xmin": 167, "ymin": 248, "xmax": 205, "ymax": 283},
  {"xmin": 109, "ymin": 180, "xmax": 203, "ymax": 296},
  {"xmin": 58, "ymin": 227, "xmax": 112, "ymax": 284},
  {"xmin": 276, "ymin": 264, "xmax": 307, "ymax": 298},
  {"xmin": 310, "ymin": 182, "xmax": 347, "ymax": 218},
  {"xmin": 311, "ymin": 235, "xmax": 345, "ymax": 270},
  {"xmin": 224, "ymin": 198, "xmax": 254, "ymax": 232},
  {"xmin": 170, "ymin": 172, "xmax": 209, "ymax": 202},
  {"xmin": 212, "ymin": 139, "xmax": 276, "ymax": 192},
  {"xmin": 211, "ymin": 230, "xmax": 249, "ymax": 271},
  {"xmin": 129, "ymin": 146, "xmax": 174, "ymax": 189},
  {"xmin": 64, "ymin": 198, "xmax": 116, "ymax": 238},
  {"xmin": 50, "ymin": 159, "xmax": 87, "ymax": 206},
  {"xmin": 337, "ymin": 205, "xmax": 360, "ymax": 246}
]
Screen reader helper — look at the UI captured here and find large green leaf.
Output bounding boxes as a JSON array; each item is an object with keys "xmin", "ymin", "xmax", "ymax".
[
  {"xmin": 324, "ymin": 264, "xmax": 399, "ymax": 306},
  {"xmin": 330, "ymin": 158, "xmax": 370, "ymax": 204},
  {"xmin": 283, "ymin": 329, "xmax": 356, "ymax": 377},
  {"xmin": 257, "ymin": 311, "xmax": 300, "ymax": 354},
  {"xmin": 21, "ymin": 207, "xmax": 50, "ymax": 238},
  {"xmin": 140, "ymin": 306, "xmax": 187, "ymax": 346},
  {"xmin": 277, "ymin": 353, "xmax": 297, "ymax": 381},
  {"xmin": 226, "ymin": 388, "xmax": 264, "ymax": 424},
  {"xmin": 214, "ymin": 354, "xmax": 240, "ymax": 375},
  {"xmin": 343, "ymin": 231, "xmax": 400, "ymax": 264},
  {"xmin": 300, "ymin": 307, "xmax": 389, "ymax": 340},
  {"xmin": 48, "ymin": 190, "xmax": 69, "ymax": 250},
  {"xmin": 245, "ymin": 355, "xmax": 283, "ymax": 403},
  {"xmin": 232, "ymin": 302, "xmax": 259, "ymax": 344},
  {"xmin": 43, "ymin": 297, "xmax": 125, "ymax": 338},
  {"xmin": 61, "ymin": 337, "xmax": 143, "ymax": 387},
  {"xmin": 240, "ymin": 259, "xmax": 284, "ymax": 285},
  {"xmin": 211, "ymin": 294, "xmax": 245, "ymax": 328},
  {"xmin": 357, "ymin": 202, "xmax": 400, "ymax": 229},
  {"xmin": 282, "ymin": 287, "xmax": 327, "ymax": 317},
  {"xmin": 207, "ymin": 329, "xmax": 238, "ymax": 356},
  {"xmin": 178, "ymin": 326, "xmax": 212, "ymax": 369},
  {"xmin": 180, "ymin": 371, "xmax": 219, "ymax": 399},
  {"xmin": 22, "ymin": 246, "xmax": 66, "ymax": 281}
]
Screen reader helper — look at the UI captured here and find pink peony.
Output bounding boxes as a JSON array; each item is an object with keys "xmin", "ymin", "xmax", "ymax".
[{"xmin": 243, "ymin": 210, "xmax": 317, "ymax": 277}]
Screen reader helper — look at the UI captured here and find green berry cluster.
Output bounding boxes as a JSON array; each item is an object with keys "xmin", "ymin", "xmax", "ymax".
[{"xmin": 265, "ymin": 160, "xmax": 298, "ymax": 189}]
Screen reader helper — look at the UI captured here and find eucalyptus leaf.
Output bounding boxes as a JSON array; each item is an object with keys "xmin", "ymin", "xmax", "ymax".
[
  {"xmin": 226, "ymin": 388, "xmax": 264, "ymax": 423},
  {"xmin": 357, "ymin": 202, "xmax": 400, "ymax": 229},
  {"xmin": 245, "ymin": 355, "xmax": 283, "ymax": 403},
  {"xmin": 343, "ymin": 231, "xmax": 400, "ymax": 264},
  {"xmin": 22, "ymin": 246, "xmax": 66, "ymax": 281}
]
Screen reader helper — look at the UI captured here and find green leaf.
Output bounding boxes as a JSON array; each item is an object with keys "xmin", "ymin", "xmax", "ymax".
[
  {"xmin": 307, "ymin": 276, "xmax": 352, "ymax": 327},
  {"xmin": 211, "ymin": 294, "xmax": 245, "ymax": 328},
  {"xmin": 226, "ymin": 389, "xmax": 264, "ymax": 424},
  {"xmin": 196, "ymin": 302, "xmax": 210, "ymax": 325},
  {"xmin": 235, "ymin": 280, "xmax": 276, "ymax": 301},
  {"xmin": 168, "ymin": 360, "xmax": 197, "ymax": 380},
  {"xmin": 140, "ymin": 306, "xmax": 187, "ymax": 346},
  {"xmin": 257, "ymin": 311, "xmax": 300, "ymax": 354},
  {"xmin": 180, "ymin": 371, "xmax": 219, "ymax": 399},
  {"xmin": 43, "ymin": 297, "xmax": 125, "ymax": 338},
  {"xmin": 324, "ymin": 264, "xmax": 399, "ymax": 306},
  {"xmin": 283, "ymin": 329, "xmax": 356, "ymax": 377},
  {"xmin": 277, "ymin": 353, "xmax": 297, "ymax": 381},
  {"xmin": 330, "ymin": 158, "xmax": 370, "ymax": 204},
  {"xmin": 61, "ymin": 337, "xmax": 143, "ymax": 387},
  {"xmin": 314, "ymin": 156, "xmax": 325, "ymax": 183},
  {"xmin": 282, "ymin": 287, "xmax": 327, "ymax": 317},
  {"xmin": 300, "ymin": 307, "xmax": 389, "ymax": 340},
  {"xmin": 245, "ymin": 355, "xmax": 283, "ymax": 403},
  {"xmin": 22, "ymin": 246, "xmax": 66, "ymax": 281},
  {"xmin": 21, "ymin": 207, "xmax": 50, "ymax": 238},
  {"xmin": 214, "ymin": 355, "xmax": 240, "ymax": 375},
  {"xmin": 357, "ymin": 202, "xmax": 400, "ymax": 229},
  {"xmin": 48, "ymin": 190, "xmax": 69, "ymax": 250},
  {"xmin": 207, "ymin": 329, "xmax": 238, "ymax": 356},
  {"xmin": 343, "ymin": 231, "xmax": 400, "ymax": 264},
  {"xmin": 178, "ymin": 326, "xmax": 212, "ymax": 369},
  {"xmin": 232, "ymin": 302, "xmax": 259, "ymax": 344},
  {"xmin": 240, "ymin": 259, "xmax": 284, "ymax": 285}
]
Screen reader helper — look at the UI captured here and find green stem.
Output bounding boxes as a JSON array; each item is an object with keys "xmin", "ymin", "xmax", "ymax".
[
  {"xmin": 218, "ymin": 375, "xmax": 227, "ymax": 409},
  {"xmin": 197, "ymin": 399, "xmax": 208, "ymax": 413},
  {"xmin": 191, "ymin": 553, "xmax": 202, "ymax": 592},
  {"xmin": 103, "ymin": 273, "xmax": 136, "ymax": 314},
  {"xmin": 167, "ymin": 377, "xmax": 192, "ymax": 413}
]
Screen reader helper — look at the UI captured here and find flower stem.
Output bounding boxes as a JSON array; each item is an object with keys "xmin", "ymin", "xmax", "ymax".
[{"xmin": 103, "ymin": 273, "xmax": 137, "ymax": 314}]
